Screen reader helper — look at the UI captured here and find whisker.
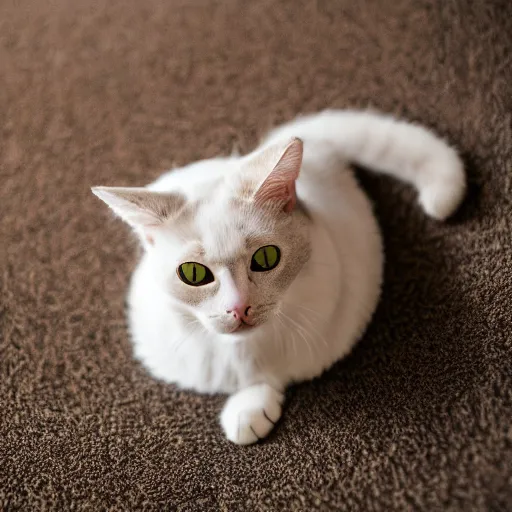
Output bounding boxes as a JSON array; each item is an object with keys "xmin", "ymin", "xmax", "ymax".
[
  {"xmin": 282, "ymin": 301, "xmax": 323, "ymax": 318},
  {"xmin": 279, "ymin": 311, "xmax": 315, "ymax": 361},
  {"xmin": 276, "ymin": 311, "xmax": 296, "ymax": 358},
  {"xmin": 172, "ymin": 323, "xmax": 204, "ymax": 354},
  {"xmin": 272, "ymin": 320, "xmax": 285, "ymax": 361},
  {"xmin": 297, "ymin": 312, "xmax": 329, "ymax": 349}
]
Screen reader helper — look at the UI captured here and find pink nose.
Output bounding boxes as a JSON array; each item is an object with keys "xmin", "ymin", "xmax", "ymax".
[{"xmin": 227, "ymin": 304, "xmax": 252, "ymax": 321}]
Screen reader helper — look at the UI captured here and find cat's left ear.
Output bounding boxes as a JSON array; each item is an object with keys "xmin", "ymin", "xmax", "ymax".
[
  {"xmin": 253, "ymin": 137, "xmax": 303, "ymax": 213},
  {"xmin": 92, "ymin": 186, "xmax": 185, "ymax": 244}
]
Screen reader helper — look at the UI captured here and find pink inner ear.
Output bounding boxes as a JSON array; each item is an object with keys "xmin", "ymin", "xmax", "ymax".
[
  {"xmin": 254, "ymin": 174, "xmax": 297, "ymax": 212},
  {"xmin": 254, "ymin": 138, "xmax": 303, "ymax": 212},
  {"xmin": 284, "ymin": 182, "xmax": 297, "ymax": 213}
]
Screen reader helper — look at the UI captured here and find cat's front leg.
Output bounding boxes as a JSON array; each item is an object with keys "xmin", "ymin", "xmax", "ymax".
[{"xmin": 220, "ymin": 383, "xmax": 284, "ymax": 445}]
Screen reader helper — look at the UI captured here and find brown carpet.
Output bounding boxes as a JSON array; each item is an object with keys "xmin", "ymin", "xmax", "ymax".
[{"xmin": 1, "ymin": 0, "xmax": 511, "ymax": 510}]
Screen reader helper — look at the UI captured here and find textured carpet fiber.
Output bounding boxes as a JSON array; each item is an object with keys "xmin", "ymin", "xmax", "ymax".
[{"xmin": 1, "ymin": 0, "xmax": 511, "ymax": 510}]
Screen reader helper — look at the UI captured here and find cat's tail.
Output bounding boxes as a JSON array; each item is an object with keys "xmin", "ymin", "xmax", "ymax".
[{"xmin": 266, "ymin": 109, "xmax": 466, "ymax": 220}]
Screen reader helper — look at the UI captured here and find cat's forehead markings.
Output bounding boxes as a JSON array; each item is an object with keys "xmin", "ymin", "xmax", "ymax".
[
  {"xmin": 196, "ymin": 192, "xmax": 277, "ymax": 261},
  {"xmin": 185, "ymin": 242, "xmax": 205, "ymax": 259},
  {"xmin": 202, "ymin": 227, "xmax": 247, "ymax": 262}
]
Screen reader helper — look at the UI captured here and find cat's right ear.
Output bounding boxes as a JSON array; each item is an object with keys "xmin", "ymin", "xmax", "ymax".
[{"xmin": 91, "ymin": 186, "xmax": 186, "ymax": 244}]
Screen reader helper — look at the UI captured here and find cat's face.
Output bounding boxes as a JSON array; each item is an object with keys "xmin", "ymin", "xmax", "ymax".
[
  {"xmin": 93, "ymin": 137, "xmax": 310, "ymax": 339},
  {"xmin": 152, "ymin": 197, "xmax": 311, "ymax": 336}
]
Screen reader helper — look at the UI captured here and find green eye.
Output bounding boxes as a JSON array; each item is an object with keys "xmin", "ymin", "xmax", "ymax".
[
  {"xmin": 251, "ymin": 245, "xmax": 281, "ymax": 272},
  {"xmin": 177, "ymin": 262, "xmax": 214, "ymax": 286}
]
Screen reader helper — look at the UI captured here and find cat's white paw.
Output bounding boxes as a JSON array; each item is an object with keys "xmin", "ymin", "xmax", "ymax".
[
  {"xmin": 220, "ymin": 384, "xmax": 284, "ymax": 445},
  {"xmin": 418, "ymin": 153, "xmax": 466, "ymax": 221}
]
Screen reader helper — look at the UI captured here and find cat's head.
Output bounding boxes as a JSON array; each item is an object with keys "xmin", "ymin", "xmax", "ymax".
[{"xmin": 93, "ymin": 138, "xmax": 311, "ymax": 339}]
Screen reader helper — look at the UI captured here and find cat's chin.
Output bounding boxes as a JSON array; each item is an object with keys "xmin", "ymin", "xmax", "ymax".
[
  {"xmin": 232, "ymin": 321, "xmax": 256, "ymax": 333},
  {"xmin": 206, "ymin": 317, "xmax": 260, "ymax": 336},
  {"xmin": 217, "ymin": 323, "xmax": 261, "ymax": 343}
]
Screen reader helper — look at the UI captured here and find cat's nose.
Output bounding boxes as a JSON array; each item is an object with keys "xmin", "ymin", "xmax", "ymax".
[{"xmin": 227, "ymin": 305, "xmax": 252, "ymax": 321}]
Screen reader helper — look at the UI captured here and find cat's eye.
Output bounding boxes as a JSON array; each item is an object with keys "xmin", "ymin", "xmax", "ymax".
[
  {"xmin": 250, "ymin": 245, "xmax": 281, "ymax": 272},
  {"xmin": 177, "ymin": 262, "xmax": 214, "ymax": 286}
]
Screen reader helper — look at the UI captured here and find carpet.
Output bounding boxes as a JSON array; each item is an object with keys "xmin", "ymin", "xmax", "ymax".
[{"xmin": 1, "ymin": 0, "xmax": 511, "ymax": 509}]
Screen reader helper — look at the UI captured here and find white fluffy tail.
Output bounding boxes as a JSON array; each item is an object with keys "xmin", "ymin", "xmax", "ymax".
[{"xmin": 267, "ymin": 110, "xmax": 466, "ymax": 220}]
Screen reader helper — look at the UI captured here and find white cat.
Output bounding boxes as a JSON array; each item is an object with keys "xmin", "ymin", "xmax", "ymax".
[{"xmin": 93, "ymin": 110, "xmax": 465, "ymax": 445}]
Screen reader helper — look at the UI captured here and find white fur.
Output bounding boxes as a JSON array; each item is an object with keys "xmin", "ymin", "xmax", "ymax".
[
  {"xmin": 220, "ymin": 384, "xmax": 284, "ymax": 445},
  {"xmin": 94, "ymin": 110, "xmax": 466, "ymax": 444}
]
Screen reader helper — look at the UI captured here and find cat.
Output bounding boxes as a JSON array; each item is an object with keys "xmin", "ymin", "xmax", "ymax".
[{"xmin": 92, "ymin": 109, "xmax": 466, "ymax": 445}]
